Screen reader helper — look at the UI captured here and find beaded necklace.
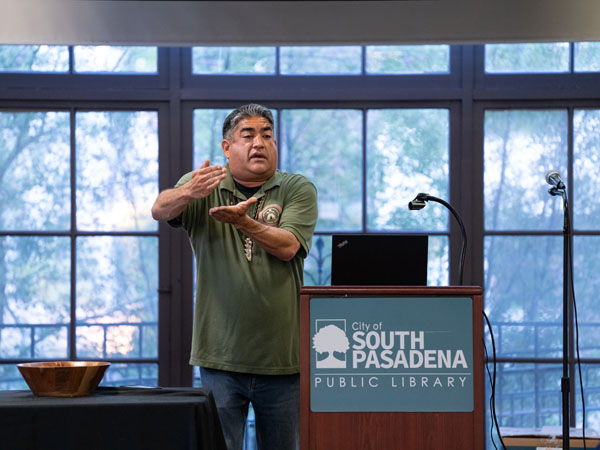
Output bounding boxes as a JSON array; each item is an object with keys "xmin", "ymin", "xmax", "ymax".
[{"xmin": 229, "ymin": 192, "xmax": 265, "ymax": 261}]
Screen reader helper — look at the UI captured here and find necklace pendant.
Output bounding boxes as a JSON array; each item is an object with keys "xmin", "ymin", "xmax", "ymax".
[{"xmin": 244, "ymin": 237, "xmax": 253, "ymax": 261}]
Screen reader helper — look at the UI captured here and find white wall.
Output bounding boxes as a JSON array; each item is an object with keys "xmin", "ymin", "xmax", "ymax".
[{"xmin": 2, "ymin": 0, "xmax": 600, "ymax": 46}]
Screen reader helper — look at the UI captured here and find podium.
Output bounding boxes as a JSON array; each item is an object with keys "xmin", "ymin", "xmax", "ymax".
[{"xmin": 300, "ymin": 286, "xmax": 484, "ymax": 450}]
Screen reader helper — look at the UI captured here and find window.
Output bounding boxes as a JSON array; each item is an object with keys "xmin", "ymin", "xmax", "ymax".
[
  {"xmin": 192, "ymin": 106, "xmax": 451, "ymax": 287},
  {"xmin": 191, "ymin": 45, "xmax": 451, "ymax": 76},
  {"xmin": 485, "ymin": 42, "xmax": 600, "ymax": 74},
  {"xmin": 2, "ymin": 42, "xmax": 600, "ymax": 449},
  {"xmin": 0, "ymin": 45, "xmax": 158, "ymax": 74},
  {"xmin": 483, "ymin": 107, "xmax": 600, "ymax": 430},
  {"xmin": 0, "ymin": 109, "xmax": 159, "ymax": 388}
]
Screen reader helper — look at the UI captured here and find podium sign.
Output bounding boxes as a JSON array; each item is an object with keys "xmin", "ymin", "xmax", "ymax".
[
  {"xmin": 310, "ymin": 296, "xmax": 473, "ymax": 412},
  {"xmin": 300, "ymin": 286, "xmax": 484, "ymax": 450}
]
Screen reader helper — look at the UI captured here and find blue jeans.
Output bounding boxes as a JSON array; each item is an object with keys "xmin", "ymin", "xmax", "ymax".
[{"xmin": 199, "ymin": 367, "xmax": 299, "ymax": 450}]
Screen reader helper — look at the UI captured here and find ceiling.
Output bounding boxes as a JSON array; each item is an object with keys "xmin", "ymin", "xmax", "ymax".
[{"xmin": 2, "ymin": 0, "xmax": 600, "ymax": 46}]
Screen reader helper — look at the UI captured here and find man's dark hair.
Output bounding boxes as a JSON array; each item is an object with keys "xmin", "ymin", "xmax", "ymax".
[{"xmin": 222, "ymin": 104, "xmax": 274, "ymax": 140}]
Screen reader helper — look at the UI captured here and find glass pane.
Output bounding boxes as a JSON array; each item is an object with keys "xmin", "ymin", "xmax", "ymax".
[
  {"xmin": 0, "ymin": 236, "xmax": 70, "ymax": 359},
  {"xmin": 575, "ymin": 364, "xmax": 600, "ymax": 431},
  {"xmin": 486, "ymin": 363, "xmax": 562, "ymax": 428},
  {"xmin": 0, "ymin": 45, "xmax": 69, "ymax": 72},
  {"xmin": 574, "ymin": 237, "xmax": 600, "ymax": 358},
  {"xmin": 279, "ymin": 109, "xmax": 362, "ymax": 231},
  {"xmin": 76, "ymin": 111, "xmax": 158, "ymax": 231},
  {"xmin": 485, "ymin": 43, "xmax": 570, "ymax": 73},
  {"xmin": 574, "ymin": 109, "xmax": 600, "ymax": 230},
  {"xmin": 367, "ymin": 109, "xmax": 449, "ymax": 231},
  {"xmin": 192, "ymin": 47, "xmax": 275, "ymax": 74},
  {"xmin": 76, "ymin": 236, "xmax": 158, "ymax": 359},
  {"xmin": 74, "ymin": 46, "xmax": 157, "ymax": 73},
  {"xmin": 280, "ymin": 46, "xmax": 361, "ymax": 75},
  {"xmin": 484, "ymin": 236, "xmax": 562, "ymax": 358},
  {"xmin": 366, "ymin": 45, "xmax": 450, "ymax": 74},
  {"xmin": 100, "ymin": 362, "xmax": 158, "ymax": 387},
  {"xmin": 0, "ymin": 111, "xmax": 70, "ymax": 231},
  {"xmin": 428, "ymin": 235, "xmax": 449, "ymax": 286},
  {"xmin": 193, "ymin": 109, "xmax": 229, "ymax": 167},
  {"xmin": 304, "ymin": 235, "xmax": 332, "ymax": 286},
  {"xmin": 484, "ymin": 110, "xmax": 568, "ymax": 231},
  {"xmin": 574, "ymin": 42, "xmax": 600, "ymax": 72},
  {"xmin": 0, "ymin": 364, "xmax": 30, "ymax": 389}
]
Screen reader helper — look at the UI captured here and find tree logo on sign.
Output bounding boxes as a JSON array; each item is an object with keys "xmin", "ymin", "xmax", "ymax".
[{"xmin": 313, "ymin": 324, "xmax": 350, "ymax": 369}]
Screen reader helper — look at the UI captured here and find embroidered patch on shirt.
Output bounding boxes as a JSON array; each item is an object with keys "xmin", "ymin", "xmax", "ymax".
[{"xmin": 260, "ymin": 204, "xmax": 282, "ymax": 226}]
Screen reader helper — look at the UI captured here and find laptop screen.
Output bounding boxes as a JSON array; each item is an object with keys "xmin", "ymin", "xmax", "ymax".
[{"xmin": 330, "ymin": 234, "xmax": 428, "ymax": 286}]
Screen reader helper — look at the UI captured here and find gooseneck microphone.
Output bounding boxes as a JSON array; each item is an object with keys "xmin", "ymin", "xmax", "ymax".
[
  {"xmin": 545, "ymin": 169, "xmax": 565, "ymax": 190},
  {"xmin": 408, "ymin": 193, "xmax": 466, "ymax": 285}
]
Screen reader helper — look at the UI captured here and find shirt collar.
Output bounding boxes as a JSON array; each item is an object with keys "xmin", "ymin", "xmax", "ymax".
[{"xmin": 221, "ymin": 163, "xmax": 281, "ymax": 198}]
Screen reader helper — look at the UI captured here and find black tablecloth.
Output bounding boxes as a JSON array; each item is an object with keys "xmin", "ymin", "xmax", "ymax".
[{"xmin": 0, "ymin": 386, "xmax": 227, "ymax": 450}]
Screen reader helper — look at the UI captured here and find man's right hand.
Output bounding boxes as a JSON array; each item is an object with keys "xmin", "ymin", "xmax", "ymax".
[
  {"xmin": 182, "ymin": 160, "xmax": 227, "ymax": 199},
  {"xmin": 151, "ymin": 160, "xmax": 227, "ymax": 222}
]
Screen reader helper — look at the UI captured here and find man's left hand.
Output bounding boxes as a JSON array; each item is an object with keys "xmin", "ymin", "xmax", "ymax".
[{"xmin": 209, "ymin": 197, "xmax": 258, "ymax": 227}]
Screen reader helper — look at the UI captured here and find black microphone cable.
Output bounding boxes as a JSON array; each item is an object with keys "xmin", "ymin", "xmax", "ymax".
[
  {"xmin": 483, "ymin": 333, "xmax": 498, "ymax": 450},
  {"xmin": 568, "ymin": 210, "xmax": 587, "ymax": 449},
  {"xmin": 483, "ymin": 310, "xmax": 507, "ymax": 450}
]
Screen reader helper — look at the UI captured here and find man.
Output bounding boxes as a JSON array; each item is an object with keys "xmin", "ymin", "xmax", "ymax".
[{"xmin": 151, "ymin": 104, "xmax": 318, "ymax": 450}]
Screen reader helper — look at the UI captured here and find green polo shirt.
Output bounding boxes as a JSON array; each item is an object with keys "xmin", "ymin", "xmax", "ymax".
[{"xmin": 172, "ymin": 165, "xmax": 318, "ymax": 374}]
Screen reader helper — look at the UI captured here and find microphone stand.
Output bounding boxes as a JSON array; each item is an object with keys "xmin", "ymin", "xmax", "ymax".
[
  {"xmin": 408, "ymin": 193, "xmax": 466, "ymax": 285},
  {"xmin": 549, "ymin": 185, "xmax": 571, "ymax": 450}
]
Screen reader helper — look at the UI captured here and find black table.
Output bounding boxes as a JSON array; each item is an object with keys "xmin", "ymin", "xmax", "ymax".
[{"xmin": 0, "ymin": 386, "xmax": 227, "ymax": 450}]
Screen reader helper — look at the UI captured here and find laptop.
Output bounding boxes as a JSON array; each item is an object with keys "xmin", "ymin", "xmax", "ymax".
[{"xmin": 330, "ymin": 234, "xmax": 428, "ymax": 286}]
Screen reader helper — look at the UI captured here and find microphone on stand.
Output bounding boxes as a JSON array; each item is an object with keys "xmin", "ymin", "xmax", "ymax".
[
  {"xmin": 545, "ymin": 170, "xmax": 565, "ymax": 195},
  {"xmin": 545, "ymin": 169, "xmax": 573, "ymax": 450}
]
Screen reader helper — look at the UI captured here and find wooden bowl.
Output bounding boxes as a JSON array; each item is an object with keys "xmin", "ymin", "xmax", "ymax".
[{"xmin": 17, "ymin": 361, "xmax": 110, "ymax": 397}]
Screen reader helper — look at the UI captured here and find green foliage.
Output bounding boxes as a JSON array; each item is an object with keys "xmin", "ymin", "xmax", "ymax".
[
  {"xmin": 74, "ymin": 46, "xmax": 157, "ymax": 73},
  {"xmin": 193, "ymin": 109, "xmax": 231, "ymax": 166},
  {"xmin": 304, "ymin": 235, "xmax": 332, "ymax": 286},
  {"xmin": 485, "ymin": 43, "xmax": 570, "ymax": 73},
  {"xmin": 573, "ymin": 237, "xmax": 600, "ymax": 356},
  {"xmin": 483, "ymin": 107, "xmax": 600, "ymax": 429},
  {"xmin": 0, "ymin": 236, "xmax": 70, "ymax": 358},
  {"xmin": 0, "ymin": 111, "xmax": 159, "ymax": 366},
  {"xmin": 573, "ymin": 109, "xmax": 600, "ymax": 229},
  {"xmin": 366, "ymin": 45, "xmax": 449, "ymax": 74},
  {"xmin": 192, "ymin": 47, "xmax": 275, "ymax": 74},
  {"xmin": 280, "ymin": 47, "xmax": 361, "ymax": 74},
  {"xmin": 575, "ymin": 42, "xmax": 600, "ymax": 72},
  {"xmin": 0, "ymin": 111, "xmax": 72, "ymax": 360},
  {"xmin": 76, "ymin": 111, "xmax": 158, "ymax": 231},
  {"xmin": 100, "ymin": 362, "xmax": 158, "ymax": 387},
  {"xmin": 484, "ymin": 109, "xmax": 567, "ymax": 231},
  {"xmin": 0, "ymin": 112, "xmax": 70, "ymax": 230},
  {"xmin": 367, "ymin": 108, "xmax": 449, "ymax": 232},
  {"xmin": 280, "ymin": 109, "xmax": 362, "ymax": 231},
  {"xmin": 0, "ymin": 45, "xmax": 68, "ymax": 72},
  {"xmin": 491, "ymin": 363, "xmax": 562, "ymax": 428}
]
